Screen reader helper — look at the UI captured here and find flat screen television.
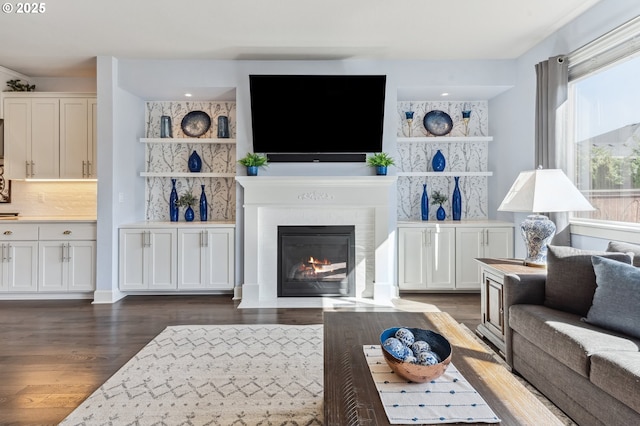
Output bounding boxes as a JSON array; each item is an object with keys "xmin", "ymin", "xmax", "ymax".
[{"xmin": 249, "ymin": 74, "xmax": 386, "ymax": 162}]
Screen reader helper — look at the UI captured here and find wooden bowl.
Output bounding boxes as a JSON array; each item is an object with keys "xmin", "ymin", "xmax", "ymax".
[{"xmin": 380, "ymin": 327, "xmax": 452, "ymax": 383}]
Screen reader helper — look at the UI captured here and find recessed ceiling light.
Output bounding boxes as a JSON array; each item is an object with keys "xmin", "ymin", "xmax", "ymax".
[
  {"xmin": 185, "ymin": 93, "xmax": 192, "ymax": 97},
  {"xmin": 441, "ymin": 92, "xmax": 449, "ymax": 97}
]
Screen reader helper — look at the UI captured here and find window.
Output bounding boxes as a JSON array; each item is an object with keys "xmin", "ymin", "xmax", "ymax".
[{"xmin": 567, "ymin": 17, "xmax": 640, "ymax": 226}]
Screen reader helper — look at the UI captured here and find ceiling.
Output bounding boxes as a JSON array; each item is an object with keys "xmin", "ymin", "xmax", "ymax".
[{"xmin": 0, "ymin": 0, "xmax": 602, "ymax": 79}]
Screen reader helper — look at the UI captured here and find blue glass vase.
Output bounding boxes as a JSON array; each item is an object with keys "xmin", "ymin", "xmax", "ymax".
[
  {"xmin": 452, "ymin": 176, "xmax": 462, "ymax": 221},
  {"xmin": 199, "ymin": 184, "xmax": 208, "ymax": 221},
  {"xmin": 376, "ymin": 165, "xmax": 387, "ymax": 176},
  {"xmin": 188, "ymin": 150, "xmax": 202, "ymax": 172},
  {"xmin": 247, "ymin": 166, "xmax": 258, "ymax": 176},
  {"xmin": 421, "ymin": 183, "xmax": 429, "ymax": 221},
  {"xmin": 169, "ymin": 178, "xmax": 178, "ymax": 222},
  {"xmin": 185, "ymin": 205, "xmax": 195, "ymax": 222},
  {"xmin": 437, "ymin": 205, "xmax": 446, "ymax": 221},
  {"xmin": 432, "ymin": 149, "xmax": 446, "ymax": 172}
]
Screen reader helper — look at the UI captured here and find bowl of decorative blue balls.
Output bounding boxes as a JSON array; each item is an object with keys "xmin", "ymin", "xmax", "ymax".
[{"xmin": 380, "ymin": 327, "xmax": 452, "ymax": 383}]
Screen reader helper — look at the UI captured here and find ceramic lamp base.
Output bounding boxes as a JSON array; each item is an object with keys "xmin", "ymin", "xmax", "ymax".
[{"xmin": 520, "ymin": 214, "xmax": 556, "ymax": 267}]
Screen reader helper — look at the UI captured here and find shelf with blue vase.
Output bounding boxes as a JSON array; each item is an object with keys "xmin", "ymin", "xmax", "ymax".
[
  {"xmin": 397, "ymin": 136, "xmax": 492, "ymax": 143},
  {"xmin": 140, "ymin": 172, "xmax": 236, "ymax": 178}
]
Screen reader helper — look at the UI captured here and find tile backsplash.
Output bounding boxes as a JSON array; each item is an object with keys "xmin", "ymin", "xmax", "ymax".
[{"xmin": 0, "ymin": 180, "xmax": 97, "ymax": 217}]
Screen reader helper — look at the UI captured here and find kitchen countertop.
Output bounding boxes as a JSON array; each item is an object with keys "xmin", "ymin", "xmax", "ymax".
[{"xmin": 0, "ymin": 216, "xmax": 97, "ymax": 223}]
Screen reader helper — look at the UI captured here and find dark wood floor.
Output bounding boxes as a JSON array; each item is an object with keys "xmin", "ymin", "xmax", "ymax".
[{"xmin": 0, "ymin": 293, "xmax": 480, "ymax": 425}]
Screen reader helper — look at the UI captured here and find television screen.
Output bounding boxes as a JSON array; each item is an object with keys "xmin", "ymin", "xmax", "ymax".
[{"xmin": 249, "ymin": 75, "xmax": 386, "ymax": 161}]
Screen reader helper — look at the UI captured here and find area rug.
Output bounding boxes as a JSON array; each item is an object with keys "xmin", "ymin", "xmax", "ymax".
[{"xmin": 60, "ymin": 324, "xmax": 323, "ymax": 425}]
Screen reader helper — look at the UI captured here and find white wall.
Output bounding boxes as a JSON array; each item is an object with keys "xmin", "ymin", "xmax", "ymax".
[
  {"xmin": 95, "ymin": 0, "xmax": 640, "ymax": 293},
  {"xmin": 490, "ymin": 0, "xmax": 640, "ymax": 257}
]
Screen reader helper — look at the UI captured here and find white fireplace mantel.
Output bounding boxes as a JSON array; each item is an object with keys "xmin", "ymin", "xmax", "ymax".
[{"xmin": 235, "ymin": 175, "xmax": 397, "ymax": 308}]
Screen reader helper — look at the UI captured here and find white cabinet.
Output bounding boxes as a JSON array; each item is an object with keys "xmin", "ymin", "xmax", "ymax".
[
  {"xmin": 398, "ymin": 226, "xmax": 456, "ymax": 290},
  {"xmin": 177, "ymin": 227, "xmax": 234, "ymax": 290},
  {"xmin": 38, "ymin": 224, "xmax": 96, "ymax": 292},
  {"xmin": 455, "ymin": 227, "xmax": 514, "ymax": 290},
  {"xmin": 119, "ymin": 224, "xmax": 235, "ymax": 293},
  {"xmin": 119, "ymin": 228, "xmax": 177, "ymax": 290},
  {"xmin": 3, "ymin": 97, "xmax": 59, "ymax": 179},
  {"xmin": 398, "ymin": 222, "xmax": 514, "ymax": 292},
  {"xmin": 2, "ymin": 93, "xmax": 97, "ymax": 180},
  {"xmin": 0, "ymin": 224, "xmax": 39, "ymax": 292},
  {"xmin": 60, "ymin": 97, "xmax": 97, "ymax": 178}
]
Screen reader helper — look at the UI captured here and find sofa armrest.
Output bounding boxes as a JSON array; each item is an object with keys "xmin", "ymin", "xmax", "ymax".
[{"xmin": 503, "ymin": 272, "xmax": 546, "ymax": 367}]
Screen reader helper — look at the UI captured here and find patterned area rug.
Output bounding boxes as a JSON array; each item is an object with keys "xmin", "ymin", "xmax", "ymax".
[{"xmin": 60, "ymin": 324, "xmax": 324, "ymax": 425}]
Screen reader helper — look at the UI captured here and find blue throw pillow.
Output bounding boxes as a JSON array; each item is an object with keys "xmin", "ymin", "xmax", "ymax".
[{"xmin": 584, "ymin": 256, "xmax": 640, "ymax": 339}]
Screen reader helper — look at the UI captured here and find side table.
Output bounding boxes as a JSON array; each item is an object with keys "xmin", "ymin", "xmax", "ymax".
[{"xmin": 474, "ymin": 258, "xmax": 547, "ymax": 355}]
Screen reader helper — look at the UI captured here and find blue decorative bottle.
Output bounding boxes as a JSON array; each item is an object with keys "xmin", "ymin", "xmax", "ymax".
[
  {"xmin": 437, "ymin": 205, "xmax": 446, "ymax": 221},
  {"xmin": 169, "ymin": 178, "xmax": 179, "ymax": 222},
  {"xmin": 452, "ymin": 176, "xmax": 462, "ymax": 221},
  {"xmin": 199, "ymin": 184, "xmax": 208, "ymax": 221},
  {"xmin": 432, "ymin": 149, "xmax": 446, "ymax": 172},
  {"xmin": 421, "ymin": 183, "xmax": 429, "ymax": 221},
  {"xmin": 188, "ymin": 150, "xmax": 202, "ymax": 172}
]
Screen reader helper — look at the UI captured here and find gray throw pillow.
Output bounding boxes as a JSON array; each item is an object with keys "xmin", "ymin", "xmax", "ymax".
[
  {"xmin": 544, "ymin": 245, "xmax": 632, "ymax": 316},
  {"xmin": 584, "ymin": 256, "xmax": 640, "ymax": 339},
  {"xmin": 606, "ymin": 240, "xmax": 640, "ymax": 267}
]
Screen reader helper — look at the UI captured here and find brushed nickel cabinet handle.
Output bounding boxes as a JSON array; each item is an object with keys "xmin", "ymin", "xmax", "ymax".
[
  {"xmin": 63, "ymin": 230, "xmax": 72, "ymax": 235},
  {"xmin": 3, "ymin": 230, "xmax": 12, "ymax": 235}
]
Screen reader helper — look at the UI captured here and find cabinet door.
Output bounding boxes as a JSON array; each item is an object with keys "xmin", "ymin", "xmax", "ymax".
[
  {"xmin": 177, "ymin": 229, "xmax": 207, "ymax": 289},
  {"xmin": 4, "ymin": 242, "xmax": 38, "ymax": 292},
  {"xmin": 60, "ymin": 98, "xmax": 89, "ymax": 179},
  {"xmin": 3, "ymin": 98, "xmax": 30, "ymax": 179},
  {"xmin": 119, "ymin": 229, "xmax": 147, "ymax": 290},
  {"xmin": 30, "ymin": 98, "xmax": 59, "ymax": 179},
  {"xmin": 455, "ymin": 227, "xmax": 484, "ymax": 289},
  {"xmin": 38, "ymin": 241, "xmax": 66, "ymax": 292},
  {"xmin": 206, "ymin": 228, "xmax": 234, "ymax": 289},
  {"xmin": 483, "ymin": 271, "xmax": 505, "ymax": 338},
  {"xmin": 67, "ymin": 241, "xmax": 96, "ymax": 291},
  {"xmin": 398, "ymin": 228, "xmax": 427, "ymax": 290},
  {"xmin": 425, "ymin": 227, "xmax": 456, "ymax": 290},
  {"xmin": 147, "ymin": 229, "xmax": 177, "ymax": 290},
  {"xmin": 484, "ymin": 227, "xmax": 514, "ymax": 259}
]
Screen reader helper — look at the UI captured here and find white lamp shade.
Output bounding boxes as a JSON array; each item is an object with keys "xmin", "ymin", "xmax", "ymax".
[{"xmin": 498, "ymin": 169, "xmax": 594, "ymax": 213}]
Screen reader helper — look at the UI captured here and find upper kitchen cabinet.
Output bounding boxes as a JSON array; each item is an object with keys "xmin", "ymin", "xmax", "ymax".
[{"xmin": 2, "ymin": 93, "xmax": 96, "ymax": 180}]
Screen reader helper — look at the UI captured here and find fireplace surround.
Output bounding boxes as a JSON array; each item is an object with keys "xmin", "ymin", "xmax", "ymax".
[{"xmin": 235, "ymin": 176, "xmax": 397, "ymax": 308}]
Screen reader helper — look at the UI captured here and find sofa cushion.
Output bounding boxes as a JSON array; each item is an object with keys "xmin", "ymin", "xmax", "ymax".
[
  {"xmin": 509, "ymin": 304, "xmax": 640, "ymax": 377},
  {"xmin": 584, "ymin": 256, "xmax": 640, "ymax": 339},
  {"xmin": 590, "ymin": 351, "xmax": 640, "ymax": 414},
  {"xmin": 544, "ymin": 245, "xmax": 632, "ymax": 316},
  {"xmin": 606, "ymin": 240, "xmax": 640, "ymax": 267}
]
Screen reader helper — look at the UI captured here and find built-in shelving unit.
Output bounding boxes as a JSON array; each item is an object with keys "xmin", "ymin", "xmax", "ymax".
[
  {"xmin": 140, "ymin": 138, "xmax": 237, "ymax": 144},
  {"xmin": 397, "ymin": 136, "xmax": 492, "ymax": 143},
  {"xmin": 397, "ymin": 171, "xmax": 493, "ymax": 177}
]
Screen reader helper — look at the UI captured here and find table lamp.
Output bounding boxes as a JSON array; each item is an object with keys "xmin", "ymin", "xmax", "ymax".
[{"xmin": 498, "ymin": 168, "xmax": 594, "ymax": 267}]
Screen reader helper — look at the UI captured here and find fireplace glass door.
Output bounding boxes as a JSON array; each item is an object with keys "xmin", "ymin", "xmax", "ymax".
[{"xmin": 278, "ymin": 226, "xmax": 355, "ymax": 297}]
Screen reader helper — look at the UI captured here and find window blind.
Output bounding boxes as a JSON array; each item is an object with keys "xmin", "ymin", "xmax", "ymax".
[{"xmin": 568, "ymin": 15, "xmax": 640, "ymax": 81}]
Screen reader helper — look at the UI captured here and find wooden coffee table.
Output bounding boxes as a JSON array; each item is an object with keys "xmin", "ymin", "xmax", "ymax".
[{"xmin": 323, "ymin": 311, "xmax": 564, "ymax": 425}]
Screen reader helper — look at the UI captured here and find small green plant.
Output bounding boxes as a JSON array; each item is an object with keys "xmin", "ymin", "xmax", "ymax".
[
  {"xmin": 431, "ymin": 191, "xmax": 448, "ymax": 205},
  {"xmin": 238, "ymin": 152, "xmax": 268, "ymax": 167},
  {"xmin": 177, "ymin": 192, "xmax": 197, "ymax": 207},
  {"xmin": 6, "ymin": 79, "xmax": 35, "ymax": 92},
  {"xmin": 366, "ymin": 152, "xmax": 395, "ymax": 167}
]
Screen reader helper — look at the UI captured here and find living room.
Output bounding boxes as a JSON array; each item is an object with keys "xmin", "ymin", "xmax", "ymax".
[{"xmin": 1, "ymin": 0, "xmax": 639, "ymax": 424}]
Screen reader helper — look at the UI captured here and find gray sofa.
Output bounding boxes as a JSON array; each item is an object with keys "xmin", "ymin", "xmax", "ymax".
[{"xmin": 503, "ymin": 243, "xmax": 640, "ymax": 426}]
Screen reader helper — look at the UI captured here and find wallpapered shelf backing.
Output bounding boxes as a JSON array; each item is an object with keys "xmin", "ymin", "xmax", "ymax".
[
  {"xmin": 396, "ymin": 101, "xmax": 490, "ymax": 221},
  {"xmin": 144, "ymin": 101, "xmax": 236, "ymax": 222}
]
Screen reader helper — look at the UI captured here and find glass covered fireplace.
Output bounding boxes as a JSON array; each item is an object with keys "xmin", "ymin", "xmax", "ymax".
[{"xmin": 277, "ymin": 225, "xmax": 356, "ymax": 297}]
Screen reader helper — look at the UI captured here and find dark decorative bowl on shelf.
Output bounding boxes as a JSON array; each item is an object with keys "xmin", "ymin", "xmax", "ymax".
[
  {"xmin": 380, "ymin": 327, "xmax": 452, "ymax": 383},
  {"xmin": 423, "ymin": 110, "xmax": 453, "ymax": 136},
  {"xmin": 181, "ymin": 111, "xmax": 211, "ymax": 137}
]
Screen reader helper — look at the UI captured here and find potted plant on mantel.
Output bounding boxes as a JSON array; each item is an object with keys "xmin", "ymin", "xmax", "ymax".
[
  {"xmin": 238, "ymin": 152, "xmax": 268, "ymax": 176},
  {"xmin": 367, "ymin": 152, "xmax": 395, "ymax": 175},
  {"xmin": 432, "ymin": 191, "xmax": 448, "ymax": 221},
  {"xmin": 178, "ymin": 192, "xmax": 198, "ymax": 222}
]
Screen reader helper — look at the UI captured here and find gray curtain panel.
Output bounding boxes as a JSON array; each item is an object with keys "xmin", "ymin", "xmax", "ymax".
[{"xmin": 534, "ymin": 55, "xmax": 570, "ymax": 245}]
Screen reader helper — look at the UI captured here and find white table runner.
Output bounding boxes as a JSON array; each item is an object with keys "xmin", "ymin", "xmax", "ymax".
[{"xmin": 363, "ymin": 345, "xmax": 501, "ymax": 424}]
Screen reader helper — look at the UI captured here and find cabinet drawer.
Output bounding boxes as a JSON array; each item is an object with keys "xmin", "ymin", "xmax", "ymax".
[
  {"xmin": 38, "ymin": 223, "xmax": 96, "ymax": 240},
  {"xmin": 0, "ymin": 224, "xmax": 39, "ymax": 240}
]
